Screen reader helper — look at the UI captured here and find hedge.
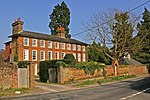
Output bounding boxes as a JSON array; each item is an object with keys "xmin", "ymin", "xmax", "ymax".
[{"xmin": 39, "ymin": 60, "xmax": 64, "ymax": 82}]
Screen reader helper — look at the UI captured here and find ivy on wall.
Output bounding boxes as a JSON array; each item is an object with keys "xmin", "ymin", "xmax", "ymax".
[{"xmin": 18, "ymin": 61, "xmax": 31, "ymax": 68}]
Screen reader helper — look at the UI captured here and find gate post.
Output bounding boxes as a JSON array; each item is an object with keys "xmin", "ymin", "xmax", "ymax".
[
  {"xmin": 57, "ymin": 66, "xmax": 63, "ymax": 83},
  {"xmin": 29, "ymin": 63, "xmax": 35, "ymax": 88}
]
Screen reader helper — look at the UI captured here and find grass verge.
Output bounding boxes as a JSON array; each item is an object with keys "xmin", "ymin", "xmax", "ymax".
[
  {"xmin": 0, "ymin": 88, "xmax": 31, "ymax": 97},
  {"xmin": 75, "ymin": 75, "xmax": 136, "ymax": 87}
]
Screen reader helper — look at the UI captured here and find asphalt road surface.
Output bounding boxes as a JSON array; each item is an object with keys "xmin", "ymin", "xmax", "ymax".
[{"xmin": 1, "ymin": 76, "xmax": 150, "ymax": 100}]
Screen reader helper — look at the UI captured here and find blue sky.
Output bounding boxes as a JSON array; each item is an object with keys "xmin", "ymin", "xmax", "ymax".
[{"xmin": 0, "ymin": 0, "xmax": 149, "ymax": 49}]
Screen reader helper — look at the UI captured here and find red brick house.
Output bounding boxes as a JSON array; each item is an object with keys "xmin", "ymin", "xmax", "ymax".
[{"xmin": 5, "ymin": 18, "xmax": 88, "ymax": 75}]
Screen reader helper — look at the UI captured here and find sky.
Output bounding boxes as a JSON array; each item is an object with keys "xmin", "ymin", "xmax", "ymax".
[{"xmin": 0, "ymin": 0, "xmax": 150, "ymax": 49}]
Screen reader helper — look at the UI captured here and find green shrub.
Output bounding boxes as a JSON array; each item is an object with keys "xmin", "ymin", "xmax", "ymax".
[
  {"xmin": 63, "ymin": 54, "xmax": 76, "ymax": 65},
  {"xmin": 39, "ymin": 60, "xmax": 65, "ymax": 82},
  {"xmin": 18, "ymin": 61, "xmax": 31, "ymax": 68},
  {"xmin": 39, "ymin": 61, "xmax": 50, "ymax": 82},
  {"xmin": 75, "ymin": 61, "xmax": 105, "ymax": 75}
]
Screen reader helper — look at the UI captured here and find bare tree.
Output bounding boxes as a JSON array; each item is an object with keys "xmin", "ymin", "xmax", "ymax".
[{"xmin": 83, "ymin": 9, "xmax": 141, "ymax": 64}]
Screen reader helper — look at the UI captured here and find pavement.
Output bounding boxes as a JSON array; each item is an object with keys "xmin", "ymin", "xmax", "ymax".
[{"xmin": 30, "ymin": 81, "xmax": 78, "ymax": 94}]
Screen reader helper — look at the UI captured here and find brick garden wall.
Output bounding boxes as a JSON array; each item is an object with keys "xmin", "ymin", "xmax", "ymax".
[
  {"xmin": 0, "ymin": 63, "xmax": 18, "ymax": 89},
  {"xmin": 59, "ymin": 65, "xmax": 148, "ymax": 83}
]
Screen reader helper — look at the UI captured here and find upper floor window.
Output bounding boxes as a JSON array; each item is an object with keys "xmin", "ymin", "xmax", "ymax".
[
  {"xmin": 82, "ymin": 46, "xmax": 85, "ymax": 51},
  {"xmin": 55, "ymin": 42, "xmax": 59, "ymax": 49},
  {"xmin": 48, "ymin": 41, "xmax": 52, "ymax": 48},
  {"xmin": 40, "ymin": 51, "xmax": 45, "ymax": 61},
  {"xmin": 78, "ymin": 45, "xmax": 81, "ymax": 51},
  {"xmin": 73, "ymin": 44, "xmax": 76, "ymax": 50},
  {"xmin": 67, "ymin": 44, "xmax": 71, "ymax": 50},
  {"xmin": 55, "ymin": 52, "xmax": 59, "ymax": 60},
  {"xmin": 32, "ymin": 39, "xmax": 37, "ymax": 47},
  {"xmin": 24, "ymin": 37, "xmax": 29, "ymax": 46},
  {"xmin": 23, "ymin": 49, "xmax": 29, "ymax": 61},
  {"xmin": 40, "ymin": 40, "xmax": 45, "ymax": 47},
  {"xmin": 61, "ymin": 43, "xmax": 65, "ymax": 49},
  {"xmin": 32, "ymin": 50, "xmax": 37, "ymax": 61}
]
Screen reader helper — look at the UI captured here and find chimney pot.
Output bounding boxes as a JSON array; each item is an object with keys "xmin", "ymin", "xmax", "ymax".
[{"xmin": 17, "ymin": 18, "xmax": 21, "ymax": 21}]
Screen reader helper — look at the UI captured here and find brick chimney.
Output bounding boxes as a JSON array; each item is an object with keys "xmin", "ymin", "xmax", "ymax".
[
  {"xmin": 56, "ymin": 25, "xmax": 66, "ymax": 38},
  {"xmin": 12, "ymin": 18, "xmax": 24, "ymax": 34}
]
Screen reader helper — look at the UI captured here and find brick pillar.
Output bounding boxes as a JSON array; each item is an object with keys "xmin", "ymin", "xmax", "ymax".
[
  {"xmin": 12, "ymin": 65, "xmax": 18, "ymax": 88},
  {"xmin": 57, "ymin": 66, "xmax": 63, "ymax": 83},
  {"xmin": 29, "ymin": 64, "xmax": 35, "ymax": 88}
]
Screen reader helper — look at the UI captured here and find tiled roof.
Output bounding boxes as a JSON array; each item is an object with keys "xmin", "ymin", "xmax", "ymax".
[
  {"xmin": 119, "ymin": 57, "xmax": 143, "ymax": 66},
  {"xmin": 9, "ymin": 30, "xmax": 88, "ymax": 45}
]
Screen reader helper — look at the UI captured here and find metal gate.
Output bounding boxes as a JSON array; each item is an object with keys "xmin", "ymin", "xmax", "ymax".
[{"xmin": 18, "ymin": 67, "xmax": 29, "ymax": 88}]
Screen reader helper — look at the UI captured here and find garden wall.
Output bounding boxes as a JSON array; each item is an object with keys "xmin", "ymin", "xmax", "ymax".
[
  {"xmin": 59, "ymin": 65, "xmax": 148, "ymax": 83},
  {"xmin": 0, "ymin": 63, "xmax": 18, "ymax": 89}
]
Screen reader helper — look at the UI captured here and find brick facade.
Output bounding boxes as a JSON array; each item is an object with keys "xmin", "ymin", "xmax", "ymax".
[{"xmin": 5, "ymin": 19, "xmax": 88, "ymax": 75}]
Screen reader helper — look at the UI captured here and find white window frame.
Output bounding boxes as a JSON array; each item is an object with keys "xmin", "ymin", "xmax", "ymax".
[
  {"xmin": 78, "ymin": 45, "xmax": 81, "ymax": 51},
  {"xmin": 32, "ymin": 39, "xmax": 37, "ymax": 47},
  {"xmin": 48, "ymin": 51, "xmax": 52, "ymax": 60},
  {"xmin": 61, "ymin": 43, "xmax": 65, "ymax": 49},
  {"xmin": 55, "ymin": 42, "xmax": 59, "ymax": 49},
  {"xmin": 34, "ymin": 64, "xmax": 38, "ymax": 75},
  {"xmin": 67, "ymin": 44, "xmax": 71, "ymax": 50},
  {"xmin": 40, "ymin": 40, "xmax": 45, "ymax": 47},
  {"xmin": 78, "ymin": 53, "xmax": 81, "ymax": 62},
  {"xmin": 82, "ymin": 46, "xmax": 85, "ymax": 51},
  {"xmin": 40, "ymin": 51, "xmax": 45, "ymax": 61},
  {"xmin": 48, "ymin": 41, "xmax": 52, "ymax": 48},
  {"xmin": 73, "ymin": 44, "xmax": 76, "ymax": 50},
  {"xmin": 82, "ymin": 53, "xmax": 86, "ymax": 62},
  {"xmin": 32, "ymin": 50, "xmax": 37, "ymax": 61},
  {"xmin": 62, "ymin": 52, "xmax": 65, "ymax": 59},
  {"xmin": 55, "ymin": 52, "xmax": 59, "ymax": 60},
  {"xmin": 23, "ymin": 49, "xmax": 29, "ymax": 61},
  {"xmin": 23, "ymin": 37, "xmax": 29, "ymax": 46}
]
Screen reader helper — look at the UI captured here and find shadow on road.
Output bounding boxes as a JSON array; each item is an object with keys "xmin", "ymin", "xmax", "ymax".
[{"xmin": 126, "ymin": 75, "xmax": 150, "ymax": 94}]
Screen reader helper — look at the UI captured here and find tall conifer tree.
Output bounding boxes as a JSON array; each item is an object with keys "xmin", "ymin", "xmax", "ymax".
[{"xmin": 49, "ymin": 1, "xmax": 71, "ymax": 38}]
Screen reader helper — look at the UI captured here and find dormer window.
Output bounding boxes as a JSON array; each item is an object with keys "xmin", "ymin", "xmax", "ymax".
[{"xmin": 24, "ymin": 37, "xmax": 29, "ymax": 46}]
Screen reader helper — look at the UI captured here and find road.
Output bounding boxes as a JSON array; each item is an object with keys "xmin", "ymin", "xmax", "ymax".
[{"xmin": 1, "ymin": 75, "xmax": 150, "ymax": 100}]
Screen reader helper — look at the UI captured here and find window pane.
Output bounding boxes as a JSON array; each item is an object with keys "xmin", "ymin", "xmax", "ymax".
[
  {"xmin": 24, "ymin": 49, "xmax": 29, "ymax": 60},
  {"xmin": 61, "ymin": 43, "xmax": 65, "ymax": 49},
  {"xmin": 32, "ymin": 39, "xmax": 37, "ymax": 46},
  {"xmin": 32, "ymin": 50, "xmax": 37, "ymax": 61},
  {"xmin": 55, "ymin": 52, "xmax": 59, "ymax": 60},
  {"xmin": 40, "ymin": 40, "xmax": 45, "ymax": 47},
  {"xmin": 40, "ymin": 51, "xmax": 45, "ymax": 61},
  {"xmin": 24, "ymin": 38, "xmax": 29, "ymax": 46},
  {"xmin": 48, "ymin": 51, "xmax": 52, "ymax": 60},
  {"xmin": 55, "ymin": 42, "xmax": 59, "ymax": 49},
  {"xmin": 48, "ymin": 41, "xmax": 52, "ymax": 48}
]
